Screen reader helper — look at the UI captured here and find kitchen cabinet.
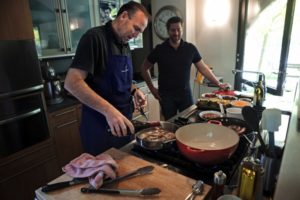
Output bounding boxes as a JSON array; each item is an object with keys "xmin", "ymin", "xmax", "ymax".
[
  {"xmin": 0, "ymin": 140, "xmax": 61, "ymax": 200},
  {"xmin": 29, "ymin": 0, "xmax": 97, "ymax": 58},
  {"xmin": 0, "ymin": 0, "xmax": 34, "ymax": 40},
  {"xmin": 48, "ymin": 104, "xmax": 83, "ymax": 167}
]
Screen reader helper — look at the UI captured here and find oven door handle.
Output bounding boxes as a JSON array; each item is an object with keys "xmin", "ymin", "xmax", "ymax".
[{"xmin": 0, "ymin": 108, "xmax": 42, "ymax": 125}]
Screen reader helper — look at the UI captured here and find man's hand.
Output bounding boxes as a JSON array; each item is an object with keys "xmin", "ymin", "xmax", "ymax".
[
  {"xmin": 104, "ymin": 106, "xmax": 134, "ymax": 137},
  {"xmin": 149, "ymin": 87, "xmax": 161, "ymax": 101},
  {"xmin": 219, "ymin": 83, "xmax": 231, "ymax": 91},
  {"xmin": 133, "ymin": 88, "xmax": 147, "ymax": 108}
]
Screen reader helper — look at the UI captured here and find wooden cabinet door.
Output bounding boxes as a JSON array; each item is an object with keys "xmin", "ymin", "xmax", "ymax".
[
  {"xmin": 0, "ymin": 0, "xmax": 34, "ymax": 40},
  {"xmin": 49, "ymin": 104, "xmax": 83, "ymax": 167}
]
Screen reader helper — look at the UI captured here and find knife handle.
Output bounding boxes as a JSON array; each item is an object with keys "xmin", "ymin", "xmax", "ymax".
[
  {"xmin": 42, "ymin": 181, "xmax": 70, "ymax": 193},
  {"xmin": 81, "ymin": 188, "xmax": 119, "ymax": 194}
]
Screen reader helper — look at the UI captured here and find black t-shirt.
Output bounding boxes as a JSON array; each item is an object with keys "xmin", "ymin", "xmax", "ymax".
[
  {"xmin": 70, "ymin": 21, "xmax": 131, "ymax": 85},
  {"xmin": 147, "ymin": 39, "xmax": 202, "ymax": 92}
]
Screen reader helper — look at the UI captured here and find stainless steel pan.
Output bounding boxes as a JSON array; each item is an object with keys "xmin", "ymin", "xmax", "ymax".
[{"xmin": 135, "ymin": 121, "xmax": 179, "ymax": 150}]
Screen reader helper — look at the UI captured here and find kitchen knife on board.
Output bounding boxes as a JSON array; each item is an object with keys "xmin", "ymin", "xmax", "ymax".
[{"xmin": 41, "ymin": 178, "xmax": 88, "ymax": 193}]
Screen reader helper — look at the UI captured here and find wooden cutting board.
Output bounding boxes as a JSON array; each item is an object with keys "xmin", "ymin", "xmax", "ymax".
[{"xmin": 35, "ymin": 148, "xmax": 211, "ymax": 200}]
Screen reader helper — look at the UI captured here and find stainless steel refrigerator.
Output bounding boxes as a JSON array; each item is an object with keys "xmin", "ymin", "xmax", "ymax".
[{"xmin": 0, "ymin": 39, "xmax": 49, "ymax": 158}]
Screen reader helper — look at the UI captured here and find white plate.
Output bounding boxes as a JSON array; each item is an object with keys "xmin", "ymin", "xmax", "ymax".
[{"xmin": 199, "ymin": 110, "xmax": 223, "ymax": 120}]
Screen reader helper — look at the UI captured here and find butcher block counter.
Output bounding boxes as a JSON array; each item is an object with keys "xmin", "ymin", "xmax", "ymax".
[{"xmin": 35, "ymin": 148, "xmax": 211, "ymax": 200}]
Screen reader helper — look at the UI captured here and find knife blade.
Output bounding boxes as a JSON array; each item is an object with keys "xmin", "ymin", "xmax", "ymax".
[
  {"xmin": 102, "ymin": 165, "xmax": 154, "ymax": 187},
  {"xmin": 81, "ymin": 187, "xmax": 161, "ymax": 196},
  {"xmin": 41, "ymin": 178, "xmax": 88, "ymax": 193}
]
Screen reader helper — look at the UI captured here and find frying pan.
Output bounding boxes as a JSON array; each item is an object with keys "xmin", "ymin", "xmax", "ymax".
[{"xmin": 135, "ymin": 121, "xmax": 179, "ymax": 150}]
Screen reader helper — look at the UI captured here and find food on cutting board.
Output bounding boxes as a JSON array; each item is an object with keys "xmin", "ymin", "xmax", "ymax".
[{"xmin": 138, "ymin": 127, "xmax": 175, "ymax": 142}]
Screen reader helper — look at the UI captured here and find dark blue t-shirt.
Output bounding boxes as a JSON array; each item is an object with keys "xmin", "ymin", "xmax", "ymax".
[{"xmin": 147, "ymin": 39, "xmax": 202, "ymax": 92}]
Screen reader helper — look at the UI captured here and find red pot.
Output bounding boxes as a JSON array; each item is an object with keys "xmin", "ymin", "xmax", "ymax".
[{"xmin": 175, "ymin": 123, "xmax": 239, "ymax": 165}]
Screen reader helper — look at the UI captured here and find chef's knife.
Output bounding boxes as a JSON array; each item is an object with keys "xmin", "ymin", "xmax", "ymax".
[
  {"xmin": 81, "ymin": 187, "xmax": 161, "ymax": 196},
  {"xmin": 41, "ymin": 178, "xmax": 88, "ymax": 193},
  {"xmin": 102, "ymin": 165, "xmax": 154, "ymax": 187}
]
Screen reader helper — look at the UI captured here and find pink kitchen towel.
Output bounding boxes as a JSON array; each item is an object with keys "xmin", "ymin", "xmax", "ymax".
[{"xmin": 62, "ymin": 153, "xmax": 118, "ymax": 189}]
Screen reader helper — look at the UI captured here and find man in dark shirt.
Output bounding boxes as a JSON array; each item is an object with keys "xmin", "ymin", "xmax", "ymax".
[
  {"xmin": 64, "ymin": 1, "xmax": 150, "ymax": 155},
  {"xmin": 141, "ymin": 16, "xmax": 230, "ymax": 120}
]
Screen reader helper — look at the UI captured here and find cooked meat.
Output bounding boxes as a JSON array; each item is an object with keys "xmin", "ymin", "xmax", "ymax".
[{"xmin": 138, "ymin": 127, "xmax": 175, "ymax": 142}]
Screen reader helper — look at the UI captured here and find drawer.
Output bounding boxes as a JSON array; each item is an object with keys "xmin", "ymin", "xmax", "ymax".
[{"xmin": 50, "ymin": 106, "xmax": 78, "ymax": 126}]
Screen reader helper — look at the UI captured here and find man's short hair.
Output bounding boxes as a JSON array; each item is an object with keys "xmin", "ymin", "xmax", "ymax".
[
  {"xmin": 117, "ymin": 1, "xmax": 150, "ymax": 19},
  {"xmin": 166, "ymin": 16, "xmax": 183, "ymax": 30}
]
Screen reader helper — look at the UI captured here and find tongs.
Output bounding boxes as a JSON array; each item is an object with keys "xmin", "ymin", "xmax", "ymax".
[
  {"xmin": 138, "ymin": 106, "xmax": 148, "ymax": 120},
  {"xmin": 81, "ymin": 187, "xmax": 161, "ymax": 196},
  {"xmin": 81, "ymin": 166, "xmax": 160, "ymax": 196},
  {"xmin": 42, "ymin": 165, "xmax": 154, "ymax": 193}
]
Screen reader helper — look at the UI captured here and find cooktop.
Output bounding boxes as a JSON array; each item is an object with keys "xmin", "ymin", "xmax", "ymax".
[{"xmin": 129, "ymin": 108, "xmax": 252, "ymax": 186}]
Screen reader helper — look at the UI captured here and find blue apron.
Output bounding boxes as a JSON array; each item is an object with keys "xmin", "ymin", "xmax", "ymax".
[{"xmin": 80, "ymin": 43, "xmax": 133, "ymax": 155}]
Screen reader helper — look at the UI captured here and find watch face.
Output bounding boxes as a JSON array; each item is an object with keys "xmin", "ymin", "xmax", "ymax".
[{"xmin": 154, "ymin": 6, "xmax": 182, "ymax": 40}]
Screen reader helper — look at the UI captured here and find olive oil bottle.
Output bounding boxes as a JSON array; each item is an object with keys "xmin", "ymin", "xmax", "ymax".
[
  {"xmin": 253, "ymin": 74, "xmax": 265, "ymax": 107},
  {"xmin": 237, "ymin": 157, "xmax": 265, "ymax": 200}
]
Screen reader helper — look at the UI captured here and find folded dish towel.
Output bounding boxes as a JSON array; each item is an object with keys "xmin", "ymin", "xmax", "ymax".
[{"xmin": 62, "ymin": 153, "xmax": 118, "ymax": 189}]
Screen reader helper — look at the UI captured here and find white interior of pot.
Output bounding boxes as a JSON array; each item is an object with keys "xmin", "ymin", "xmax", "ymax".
[{"xmin": 175, "ymin": 123, "xmax": 239, "ymax": 150}]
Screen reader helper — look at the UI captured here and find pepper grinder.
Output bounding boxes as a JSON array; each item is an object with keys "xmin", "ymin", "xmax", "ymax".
[{"xmin": 211, "ymin": 170, "xmax": 227, "ymax": 200}]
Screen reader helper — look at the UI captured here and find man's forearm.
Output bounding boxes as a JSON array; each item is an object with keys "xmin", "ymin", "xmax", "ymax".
[{"xmin": 65, "ymin": 77, "xmax": 114, "ymax": 116}]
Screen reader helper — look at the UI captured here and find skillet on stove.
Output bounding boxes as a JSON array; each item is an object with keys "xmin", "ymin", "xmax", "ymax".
[{"xmin": 208, "ymin": 117, "xmax": 253, "ymax": 135}]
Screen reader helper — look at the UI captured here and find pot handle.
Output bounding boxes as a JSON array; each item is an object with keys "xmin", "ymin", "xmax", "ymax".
[{"xmin": 208, "ymin": 120, "xmax": 222, "ymax": 125}]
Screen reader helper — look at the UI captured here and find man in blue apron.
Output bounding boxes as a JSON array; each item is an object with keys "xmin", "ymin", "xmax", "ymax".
[{"xmin": 64, "ymin": 2, "xmax": 150, "ymax": 155}]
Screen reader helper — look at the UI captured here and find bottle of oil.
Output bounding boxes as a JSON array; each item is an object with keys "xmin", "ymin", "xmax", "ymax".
[{"xmin": 253, "ymin": 74, "xmax": 264, "ymax": 107}]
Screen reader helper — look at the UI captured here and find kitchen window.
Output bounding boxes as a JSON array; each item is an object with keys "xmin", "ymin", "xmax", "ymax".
[{"xmin": 235, "ymin": 0, "xmax": 299, "ymax": 96}]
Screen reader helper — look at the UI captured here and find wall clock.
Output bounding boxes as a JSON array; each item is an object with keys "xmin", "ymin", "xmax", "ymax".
[{"xmin": 154, "ymin": 5, "xmax": 182, "ymax": 40}]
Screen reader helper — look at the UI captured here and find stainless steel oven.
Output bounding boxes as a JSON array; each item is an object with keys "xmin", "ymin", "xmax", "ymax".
[{"xmin": 0, "ymin": 40, "xmax": 49, "ymax": 158}]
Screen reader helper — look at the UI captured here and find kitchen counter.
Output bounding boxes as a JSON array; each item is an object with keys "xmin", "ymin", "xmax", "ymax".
[
  {"xmin": 273, "ymin": 82, "xmax": 300, "ymax": 200},
  {"xmin": 35, "ymin": 148, "xmax": 211, "ymax": 200},
  {"xmin": 46, "ymin": 95, "xmax": 80, "ymax": 113},
  {"xmin": 46, "ymin": 79, "xmax": 154, "ymax": 113}
]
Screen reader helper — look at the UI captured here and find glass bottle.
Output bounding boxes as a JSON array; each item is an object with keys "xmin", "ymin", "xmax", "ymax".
[
  {"xmin": 211, "ymin": 170, "xmax": 227, "ymax": 200},
  {"xmin": 253, "ymin": 74, "xmax": 264, "ymax": 107}
]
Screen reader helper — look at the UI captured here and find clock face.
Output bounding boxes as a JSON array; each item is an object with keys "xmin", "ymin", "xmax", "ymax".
[{"xmin": 154, "ymin": 6, "xmax": 182, "ymax": 40}]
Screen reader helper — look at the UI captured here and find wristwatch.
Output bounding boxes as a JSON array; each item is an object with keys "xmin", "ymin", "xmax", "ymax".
[{"xmin": 153, "ymin": 6, "xmax": 182, "ymax": 40}]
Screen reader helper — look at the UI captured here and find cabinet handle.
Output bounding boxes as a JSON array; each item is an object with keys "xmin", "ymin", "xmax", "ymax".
[
  {"xmin": 54, "ymin": 108, "xmax": 76, "ymax": 117},
  {"xmin": 56, "ymin": 119, "xmax": 78, "ymax": 129}
]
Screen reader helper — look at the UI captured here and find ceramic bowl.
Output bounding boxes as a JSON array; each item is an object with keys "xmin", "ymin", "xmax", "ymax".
[{"xmin": 226, "ymin": 107, "xmax": 243, "ymax": 120}]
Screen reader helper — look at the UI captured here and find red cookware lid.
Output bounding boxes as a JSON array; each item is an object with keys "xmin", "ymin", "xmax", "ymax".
[{"xmin": 213, "ymin": 89, "xmax": 236, "ymax": 96}]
